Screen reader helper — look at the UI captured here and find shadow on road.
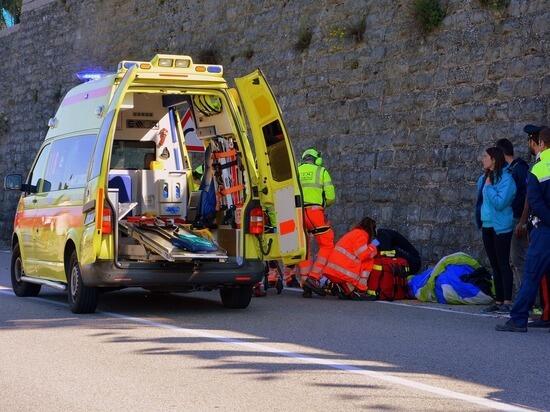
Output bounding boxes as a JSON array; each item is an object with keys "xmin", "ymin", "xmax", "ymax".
[{"xmin": 0, "ymin": 287, "xmax": 548, "ymax": 411}]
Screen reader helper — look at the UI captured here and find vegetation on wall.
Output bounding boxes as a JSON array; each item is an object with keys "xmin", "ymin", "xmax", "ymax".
[
  {"xmin": 197, "ymin": 48, "xmax": 220, "ymax": 64},
  {"xmin": 0, "ymin": 112, "xmax": 8, "ymax": 135},
  {"xmin": 479, "ymin": 0, "xmax": 509, "ymax": 10},
  {"xmin": 412, "ymin": 0, "xmax": 446, "ymax": 34},
  {"xmin": 295, "ymin": 26, "xmax": 313, "ymax": 52},
  {"xmin": 347, "ymin": 17, "xmax": 366, "ymax": 43},
  {"xmin": 0, "ymin": 0, "xmax": 22, "ymax": 28}
]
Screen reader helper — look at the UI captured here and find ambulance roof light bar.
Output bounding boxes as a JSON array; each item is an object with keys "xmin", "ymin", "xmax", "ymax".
[{"xmin": 117, "ymin": 54, "xmax": 223, "ymax": 76}]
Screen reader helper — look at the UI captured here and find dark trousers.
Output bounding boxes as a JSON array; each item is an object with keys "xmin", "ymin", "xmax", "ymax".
[
  {"xmin": 482, "ymin": 227, "xmax": 513, "ymax": 302},
  {"xmin": 511, "ymin": 228, "xmax": 550, "ymax": 327},
  {"xmin": 540, "ymin": 274, "xmax": 550, "ymax": 321}
]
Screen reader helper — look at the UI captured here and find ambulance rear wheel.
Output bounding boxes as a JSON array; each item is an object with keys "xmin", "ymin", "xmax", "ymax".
[
  {"xmin": 11, "ymin": 244, "xmax": 41, "ymax": 297},
  {"xmin": 220, "ymin": 285, "xmax": 253, "ymax": 309},
  {"xmin": 67, "ymin": 251, "xmax": 98, "ymax": 314}
]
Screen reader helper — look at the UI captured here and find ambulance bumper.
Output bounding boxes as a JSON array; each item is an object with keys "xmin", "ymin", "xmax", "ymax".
[{"xmin": 80, "ymin": 258, "xmax": 265, "ymax": 289}]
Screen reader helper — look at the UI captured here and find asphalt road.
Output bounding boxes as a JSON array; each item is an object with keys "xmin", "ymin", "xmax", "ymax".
[{"xmin": 0, "ymin": 250, "xmax": 548, "ymax": 412}]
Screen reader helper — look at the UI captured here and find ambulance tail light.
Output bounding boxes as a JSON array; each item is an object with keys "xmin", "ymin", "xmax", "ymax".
[
  {"xmin": 101, "ymin": 205, "xmax": 112, "ymax": 234},
  {"xmin": 95, "ymin": 188, "xmax": 112, "ymax": 235},
  {"xmin": 249, "ymin": 207, "xmax": 264, "ymax": 235}
]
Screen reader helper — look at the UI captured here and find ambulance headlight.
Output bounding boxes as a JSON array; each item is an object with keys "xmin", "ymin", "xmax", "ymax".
[
  {"xmin": 175, "ymin": 59, "xmax": 190, "ymax": 68},
  {"xmin": 158, "ymin": 58, "xmax": 174, "ymax": 67}
]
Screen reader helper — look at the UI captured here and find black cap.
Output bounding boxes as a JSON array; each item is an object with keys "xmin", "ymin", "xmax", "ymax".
[{"xmin": 523, "ymin": 124, "xmax": 545, "ymax": 136}]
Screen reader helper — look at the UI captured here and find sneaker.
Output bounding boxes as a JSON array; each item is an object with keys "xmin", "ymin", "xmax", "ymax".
[
  {"xmin": 495, "ymin": 319, "xmax": 527, "ymax": 333},
  {"xmin": 482, "ymin": 303, "xmax": 501, "ymax": 313},
  {"xmin": 304, "ymin": 277, "xmax": 326, "ymax": 296},
  {"xmin": 497, "ymin": 304, "xmax": 512, "ymax": 314}
]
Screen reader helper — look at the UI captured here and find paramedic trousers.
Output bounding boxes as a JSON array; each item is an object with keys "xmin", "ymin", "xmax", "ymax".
[
  {"xmin": 510, "ymin": 228, "xmax": 550, "ymax": 328},
  {"xmin": 482, "ymin": 228, "xmax": 513, "ymax": 302},
  {"xmin": 324, "ymin": 267, "xmax": 369, "ymax": 293},
  {"xmin": 298, "ymin": 205, "xmax": 334, "ymax": 282}
]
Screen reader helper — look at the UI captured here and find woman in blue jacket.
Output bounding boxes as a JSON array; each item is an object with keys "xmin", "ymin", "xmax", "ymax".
[{"xmin": 476, "ymin": 147, "xmax": 517, "ymax": 313}]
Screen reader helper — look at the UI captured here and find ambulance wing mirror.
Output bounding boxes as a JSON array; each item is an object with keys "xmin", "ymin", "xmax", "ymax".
[{"xmin": 4, "ymin": 174, "xmax": 23, "ymax": 191}]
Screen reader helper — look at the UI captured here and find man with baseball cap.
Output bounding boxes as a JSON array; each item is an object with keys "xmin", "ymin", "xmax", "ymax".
[{"xmin": 497, "ymin": 126, "xmax": 550, "ymax": 332}]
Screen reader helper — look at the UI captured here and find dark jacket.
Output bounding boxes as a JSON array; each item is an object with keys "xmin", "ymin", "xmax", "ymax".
[{"xmin": 508, "ymin": 158, "xmax": 530, "ymax": 220}]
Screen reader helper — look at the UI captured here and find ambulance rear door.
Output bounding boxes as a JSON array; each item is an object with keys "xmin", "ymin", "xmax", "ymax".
[
  {"xmin": 81, "ymin": 66, "xmax": 138, "ymax": 264},
  {"xmin": 234, "ymin": 69, "xmax": 306, "ymax": 264}
]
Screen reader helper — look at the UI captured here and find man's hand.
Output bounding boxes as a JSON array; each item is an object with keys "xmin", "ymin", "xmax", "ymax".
[{"xmin": 514, "ymin": 222, "xmax": 527, "ymax": 239}]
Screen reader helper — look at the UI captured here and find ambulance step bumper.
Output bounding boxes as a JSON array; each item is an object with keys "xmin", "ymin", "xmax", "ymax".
[{"xmin": 80, "ymin": 259, "xmax": 265, "ymax": 288}]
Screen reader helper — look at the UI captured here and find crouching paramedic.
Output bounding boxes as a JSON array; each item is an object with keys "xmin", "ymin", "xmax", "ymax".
[
  {"xmin": 298, "ymin": 148, "xmax": 335, "ymax": 296},
  {"xmin": 496, "ymin": 127, "xmax": 550, "ymax": 332},
  {"xmin": 324, "ymin": 217, "xmax": 379, "ymax": 300}
]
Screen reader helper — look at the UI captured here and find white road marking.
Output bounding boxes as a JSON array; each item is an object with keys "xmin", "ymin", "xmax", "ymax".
[
  {"xmin": 284, "ymin": 287, "xmax": 505, "ymax": 319},
  {"xmin": 0, "ymin": 286, "xmax": 530, "ymax": 411}
]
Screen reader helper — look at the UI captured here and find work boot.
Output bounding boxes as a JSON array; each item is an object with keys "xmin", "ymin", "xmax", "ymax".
[
  {"xmin": 495, "ymin": 319, "xmax": 527, "ymax": 333},
  {"xmin": 349, "ymin": 291, "xmax": 378, "ymax": 301},
  {"xmin": 303, "ymin": 277, "xmax": 326, "ymax": 296},
  {"xmin": 528, "ymin": 319, "xmax": 550, "ymax": 328},
  {"xmin": 252, "ymin": 282, "xmax": 266, "ymax": 297}
]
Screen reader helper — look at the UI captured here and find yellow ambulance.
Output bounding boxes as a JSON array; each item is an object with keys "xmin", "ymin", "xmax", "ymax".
[{"xmin": 4, "ymin": 54, "xmax": 306, "ymax": 313}]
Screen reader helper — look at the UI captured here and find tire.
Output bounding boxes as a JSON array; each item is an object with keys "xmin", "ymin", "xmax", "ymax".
[
  {"xmin": 66, "ymin": 250, "xmax": 98, "ymax": 314},
  {"xmin": 220, "ymin": 285, "xmax": 253, "ymax": 309},
  {"xmin": 11, "ymin": 244, "xmax": 41, "ymax": 297}
]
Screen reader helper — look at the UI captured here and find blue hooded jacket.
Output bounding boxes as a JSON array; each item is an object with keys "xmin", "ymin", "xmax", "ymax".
[{"xmin": 476, "ymin": 165, "xmax": 516, "ymax": 234}]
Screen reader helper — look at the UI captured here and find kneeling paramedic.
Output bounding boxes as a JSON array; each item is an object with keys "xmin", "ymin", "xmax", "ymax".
[
  {"xmin": 496, "ymin": 127, "xmax": 550, "ymax": 332},
  {"xmin": 297, "ymin": 148, "xmax": 336, "ymax": 297},
  {"xmin": 324, "ymin": 216, "xmax": 379, "ymax": 300}
]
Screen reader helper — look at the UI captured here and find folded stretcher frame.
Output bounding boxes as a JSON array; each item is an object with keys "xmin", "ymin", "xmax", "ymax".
[{"xmin": 119, "ymin": 220, "xmax": 228, "ymax": 262}]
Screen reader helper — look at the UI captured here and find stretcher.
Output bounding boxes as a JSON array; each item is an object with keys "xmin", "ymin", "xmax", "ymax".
[{"xmin": 119, "ymin": 218, "xmax": 227, "ymax": 262}]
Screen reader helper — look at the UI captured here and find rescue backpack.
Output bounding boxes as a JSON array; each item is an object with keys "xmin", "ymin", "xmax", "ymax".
[{"xmin": 367, "ymin": 255, "xmax": 411, "ymax": 301}]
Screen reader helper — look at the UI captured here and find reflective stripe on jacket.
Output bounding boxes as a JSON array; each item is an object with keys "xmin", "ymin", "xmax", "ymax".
[
  {"xmin": 298, "ymin": 162, "xmax": 335, "ymax": 207},
  {"xmin": 324, "ymin": 228, "xmax": 377, "ymax": 281},
  {"xmin": 528, "ymin": 148, "xmax": 550, "ymax": 229}
]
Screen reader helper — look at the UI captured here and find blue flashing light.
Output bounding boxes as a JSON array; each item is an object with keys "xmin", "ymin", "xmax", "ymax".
[
  {"xmin": 123, "ymin": 62, "xmax": 138, "ymax": 70},
  {"xmin": 75, "ymin": 70, "xmax": 111, "ymax": 83},
  {"xmin": 207, "ymin": 66, "xmax": 222, "ymax": 73}
]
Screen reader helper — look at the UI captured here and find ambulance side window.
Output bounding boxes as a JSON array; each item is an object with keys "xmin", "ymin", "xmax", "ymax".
[
  {"xmin": 28, "ymin": 144, "xmax": 51, "ymax": 194},
  {"xmin": 262, "ymin": 120, "xmax": 291, "ymax": 182},
  {"xmin": 90, "ymin": 111, "xmax": 116, "ymax": 179},
  {"xmin": 42, "ymin": 135, "xmax": 96, "ymax": 192}
]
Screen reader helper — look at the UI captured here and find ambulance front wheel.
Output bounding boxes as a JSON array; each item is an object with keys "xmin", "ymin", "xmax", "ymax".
[
  {"xmin": 67, "ymin": 251, "xmax": 98, "ymax": 314},
  {"xmin": 11, "ymin": 243, "xmax": 41, "ymax": 297},
  {"xmin": 220, "ymin": 285, "xmax": 253, "ymax": 309}
]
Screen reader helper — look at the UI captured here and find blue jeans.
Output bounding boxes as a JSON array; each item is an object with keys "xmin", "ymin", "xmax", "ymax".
[{"xmin": 510, "ymin": 228, "xmax": 550, "ymax": 327}]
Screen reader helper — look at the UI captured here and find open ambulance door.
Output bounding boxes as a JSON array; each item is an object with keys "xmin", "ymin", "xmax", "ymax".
[
  {"xmin": 234, "ymin": 69, "xmax": 306, "ymax": 265},
  {"xmin": 81, "ymin": 67, "xmax": 137, "ymax": 265}
]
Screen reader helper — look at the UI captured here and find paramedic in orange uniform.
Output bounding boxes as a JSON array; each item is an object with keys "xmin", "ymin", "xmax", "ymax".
[
  {"xmin": 324, "ymin": 217, "xmax": 379, "ymax": 300},
  {"xmin": 298, "ymin": 148, "xmax": 336, "ymax": 297}
]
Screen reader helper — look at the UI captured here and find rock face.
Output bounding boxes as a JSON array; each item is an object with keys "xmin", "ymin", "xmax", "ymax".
[{"xmin": 0, "ymin": 0, "xmax": 548, "ymax": 264}]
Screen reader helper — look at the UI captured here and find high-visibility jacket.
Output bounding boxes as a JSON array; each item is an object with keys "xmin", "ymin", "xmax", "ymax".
[
  {"xmin": 298, "ymin": 162, "xmax": 335, "ymax": 207},
  {"xmin": 529, "ymin": 148, "xmax": 550, "ymax": 229},
  {"xmin": 324, "ymin": 228, "xmax": 378, "ymax": 290}
]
